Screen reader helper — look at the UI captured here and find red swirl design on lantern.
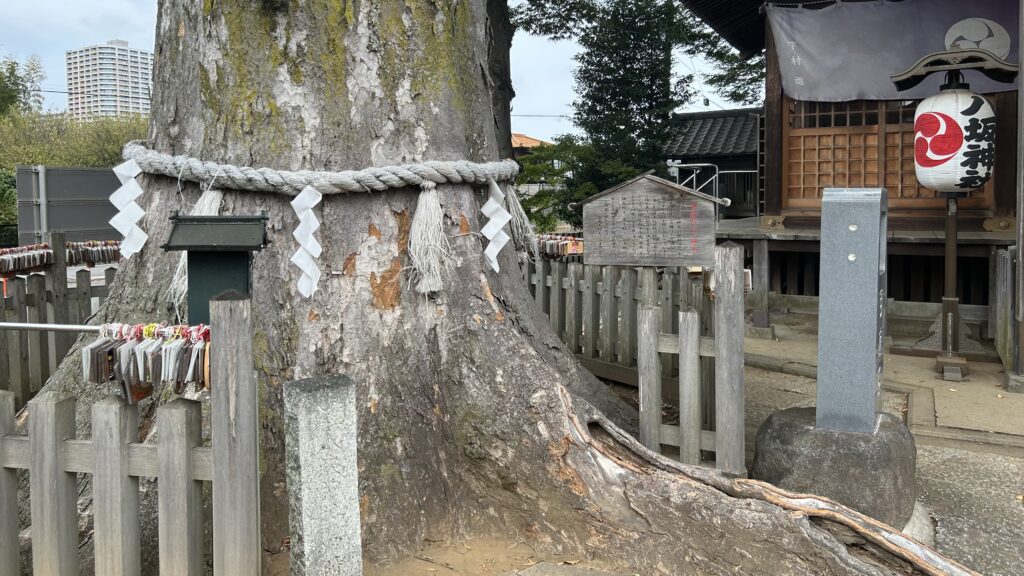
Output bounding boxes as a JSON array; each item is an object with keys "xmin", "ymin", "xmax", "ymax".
[{"xmin": 914, "ymin": 112, "xmax": 963, "ymax": 168}]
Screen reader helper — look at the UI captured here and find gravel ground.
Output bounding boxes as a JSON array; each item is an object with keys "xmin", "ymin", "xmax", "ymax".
[{"xmin": 915, "ymin": 445, "xmax": 1024, "ymax": 576}]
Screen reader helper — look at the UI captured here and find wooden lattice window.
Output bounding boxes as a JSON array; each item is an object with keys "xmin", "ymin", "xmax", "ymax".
[
  {"xmin": 789, "ymin": 101, "xmax": 880, "ymax": 129},
  {"xmin": 784, "ymin": 98, "xmax": 993, "ymax": 210}
]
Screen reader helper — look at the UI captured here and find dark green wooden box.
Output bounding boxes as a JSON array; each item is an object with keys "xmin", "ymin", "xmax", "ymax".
[{"xmin": 162, "ymin": 214, "xmax": 267, "ymax": 324}]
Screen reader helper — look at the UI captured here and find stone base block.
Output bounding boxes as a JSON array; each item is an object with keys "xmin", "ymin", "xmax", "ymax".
[
  {"xmin": 745, "ymin": 324, "xmax": 776, "ymax": 340},
  {"xmin": 1005, "ymin": 372, "xmax": 1024, "ymax": 394},
  {"xmin": 751, "ymin": 407, "xmax": 916, "ymax": 528},
  {"xmin": 936, "ymin": 353, "xmax": 968, "ymax": 377}
]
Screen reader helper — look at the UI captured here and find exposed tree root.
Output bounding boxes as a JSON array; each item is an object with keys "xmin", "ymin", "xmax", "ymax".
[{"xmin": 558, "ymin": 386, "xmax": 976, "ymax": 576}]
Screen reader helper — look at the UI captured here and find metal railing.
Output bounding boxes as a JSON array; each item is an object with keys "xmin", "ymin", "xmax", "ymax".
[{"xmin": 668, "ymin": 162, "xmax": 760, "ymax": 219}]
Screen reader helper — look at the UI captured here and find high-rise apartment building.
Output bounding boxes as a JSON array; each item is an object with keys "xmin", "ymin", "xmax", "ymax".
[{"xmin": 65, "ymin": 40, "xmax": 153, "ymax": 120}]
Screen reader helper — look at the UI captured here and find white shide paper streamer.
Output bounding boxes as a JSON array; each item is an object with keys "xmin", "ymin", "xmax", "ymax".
[
  {"xmin": 109, "ymin": 159, "xmax": 148, "ymax": 258},
  {"xmin": 480, "ymin": 178, "xmax": 512, "ymax": 273},
  {"xmin": 290, "ymin": 185, "xmax": 323, "ymax": 298}
]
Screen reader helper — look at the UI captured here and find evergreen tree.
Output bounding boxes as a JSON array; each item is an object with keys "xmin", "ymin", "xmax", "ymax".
[
  {"xmin": 572, "ymin": 0, "xmax": 690, "ymax": 170},
  {"xmin": 513, "ymin": 0, "xmax": 765, "ymax": 106}
]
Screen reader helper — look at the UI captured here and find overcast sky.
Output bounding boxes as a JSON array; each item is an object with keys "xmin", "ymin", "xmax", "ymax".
[{"xmin": 0, "ymin": 0, "xmax": 728, "ymax": 142}]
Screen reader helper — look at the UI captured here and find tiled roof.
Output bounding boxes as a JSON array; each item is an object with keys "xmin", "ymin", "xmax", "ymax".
[
  {"xmin": 663, "ymin": 108, "xmax": 762, "ymax": 159},
  {"xmin": 511, "ymin": 133, "xmax": 551, "ymax": 149}
]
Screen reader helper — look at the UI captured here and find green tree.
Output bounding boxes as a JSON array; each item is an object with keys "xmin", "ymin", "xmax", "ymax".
[
  {"xmin": 0, "ymin": 110, "xmax": 148, "ymax": 232},
  {"xmin": 517, "ymin": 134, "xmax": 644, "ymax": 230},
  {"xmin": 678, "ymin": 12, "xmax": 764, "ymax": 105},
  {"xmin": 0, "ymin": 169, "xmax": 16, "ymax": 222},
  {"xmin": 0, "ymin": 109, "xmax": 148, "ymax": 172},
  {"xmin": 572, "ymin": 0, "xmax": 691, "ymax": 170},
  {"xmin": 0, "ymin": 57, "xmax": 30, "ymax": 115},
  {"xmin": 513, "ymin": 0, "xmax": 765, "ymax": 105}
]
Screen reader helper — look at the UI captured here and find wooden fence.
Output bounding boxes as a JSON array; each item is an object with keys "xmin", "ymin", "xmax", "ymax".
[
  {"xmin": 993, "ymin": 247, "xmax": 1017, "ymax": 372},
  {"xmin": 523, "ymin": 244, "xmax": 746, "ymax": 475},
  {"xmin": 0, "ymin": 232, "xmax": 115, "ymax": 408},
  {"xmin": 0, "ymin": 294, "xmax": 260, "ymax": 575}
]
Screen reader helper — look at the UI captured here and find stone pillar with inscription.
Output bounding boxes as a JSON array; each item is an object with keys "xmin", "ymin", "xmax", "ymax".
[
  {"xmin": 752, "ymin": 189, "xmax": 917, "ymax": 530},
  {"xmin": 816, "ymin": 188, "xmax": 887, "ymax": 433}
]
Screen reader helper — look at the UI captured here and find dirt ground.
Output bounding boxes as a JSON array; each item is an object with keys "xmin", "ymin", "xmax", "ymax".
[
  {"xmin": 265, "ymin": 537, "xmax": 632, "ymax": 576},
  {"xmin": 266, "ymin": 319, "xmax": 1023, "ymax": 575}
]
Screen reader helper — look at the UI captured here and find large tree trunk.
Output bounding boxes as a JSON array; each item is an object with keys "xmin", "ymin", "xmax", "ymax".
[{"xmin": 35, "ymin": 1, "xmax": 963, "ymax": 574}]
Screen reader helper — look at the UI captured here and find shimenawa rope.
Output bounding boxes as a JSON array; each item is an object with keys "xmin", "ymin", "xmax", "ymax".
[{"xmin": 117, "ymin": 143, "xmax": 532, "ymax": 299}]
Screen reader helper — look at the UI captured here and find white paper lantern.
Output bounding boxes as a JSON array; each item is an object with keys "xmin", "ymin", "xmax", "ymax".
[{"xmin": 914, "ymin": 88, "xmax": 995, "ymax": 194}]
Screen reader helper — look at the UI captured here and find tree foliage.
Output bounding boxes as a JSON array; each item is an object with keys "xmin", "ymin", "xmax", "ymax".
[
  {"xmin": 0, "ymin": 110, "xmax": 147, "ymax": 228},
  {"xmin": 0, "ymin": 54, "xmax": 45, "ymax": 115},
  {"xmin": 573, "ymin": 0, "xmax": 691, "ymax": 169},
  {"xmin": 512, "ymin": 0, "xmax": 765, "ymax": 105},
  {"xmin": 0, "ymin": 169, "xmax": 16, "ymax": 225},
  {"xmin": 0, "ymin": 58, "xmax": 31, "ymax": 116},
  {"xmin": 0, "ymin": 110, "xmax": 148, "ymax": 173},
  {"xmin": 517, "ymin": 135, "xmax": 644, "ymax": 230},
  {"xmin": 677, "ymin": 12, "xmax": 765, "ymax": 105}
]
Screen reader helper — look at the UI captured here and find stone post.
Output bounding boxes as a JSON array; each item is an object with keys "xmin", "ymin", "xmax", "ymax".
[
  {"xmin": 816, "ymin": 188, "xmax": 887, "ymax": 433},
  {"xmin": 284, "ymin": 376, "xmax": 362, "ymax": 576},
  {"xmin": 752, "ymin": 188, "xmax": 917, "ymax": 530}
]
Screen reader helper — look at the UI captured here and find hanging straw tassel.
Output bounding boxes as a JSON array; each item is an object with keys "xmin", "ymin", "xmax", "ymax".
[
  {"xmin": 505, "ymin": 184, "xmax": 537, "ymax": 255},
  {"xmin": 409, "ymin": 181, "xmax": 453, "ymax": 293}
]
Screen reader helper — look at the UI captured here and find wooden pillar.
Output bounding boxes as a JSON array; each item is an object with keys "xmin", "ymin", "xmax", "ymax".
[
  {"xmin": 678, "ymin": 311, "xmax": 701, "ymax": 466},
  {"xmin": 6, "ymin": 278, "xmax": 30, "ymax": 407},
  {"xmin": 599, "ymin": 267, "xmax": 620, "ymax": 362},
  {"xmin": 158, "ymin": 399, "xmax": 203, "ymax": 576},
  {"xmin": 45, "ymin": 231, "xmax": 71, "ymax": 365},
  {"xmin": 714, "ymin": 244, "xmax": 746, "ymax": 476},
  {"xmin": 93, "ymin": 397, "xmax": 141, "ymax": 576},
  {"xmin": 751, "ymin": 239, "xmax": 770, "ymax": 328},
  {"xmin": 26, "ymin": 274, "xmax": 49, "ymax": 394},
  {"xmin": 637, "ymin": 306, "xmax": 661, "ymax": 452},
  {"xmin": 0, "ymin": 392, "xmax": 17, "ymax": 576},
  {"xmin": 581, "ymin": 265, "xmax": 600, "ymax": 358},
  {"xmin": 211, "ymin": 292, "xmax": 261, "ymax": 576},
  {"xmin": 764, "ymin": 18, "xmax": 784, "ymax": 216},
  {"xmin": 29, "ymin": 392, "xmax": 79, "ymax": 576}
]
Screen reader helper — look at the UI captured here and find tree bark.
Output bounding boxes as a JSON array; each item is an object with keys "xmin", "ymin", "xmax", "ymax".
[{"xmin": 33, "ymin": 1, "xmax": 966, "ymax": 574}]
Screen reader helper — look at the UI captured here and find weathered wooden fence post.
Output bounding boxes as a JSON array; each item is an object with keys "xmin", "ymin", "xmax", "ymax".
[
  {"xmin": 211, "ymin": 291, "xmax": 261, "ymax": 576},
  {"xmin": 26, "ymin": 274, "xmax": 49, "ymax": 393},
  {"xmin": 0, "ymin": 391, "xmax": 17, "ymax": 575},
  {"xmin": 93, "ymin": 396, "xmax": 141, "ymax": 576},
  {"xmin": 549, "ymin": 260, "xmax": 566, "ymax": 340},
  {"xmin": 46, "ymin": 231, "xmax": 72, "ymax": 365},
  {"xmin": 714, "ymin": 243, "xmax": 745, "ymax": 476},
  {"xmin": 6, "ymin": 278, "xmax": 30, "ymax": 406},
  {"xmin": 678, "ymin": 310, "xmax": 702, "ymax": 465},
  {"xmin": 599, "ymin": 266, "xmax": 620, "ymax": 362},
  {"xmin": 285, "ymin": 375, "xmax": 362, "ymax": 576},
  {"xmin": 535, "ymin": 258, "xmax": 549, "ymax": 315},
  {"xmin": 638, "ymin": 305, "xmax": 661, "ymax": 451},
  {"xmin": 750, "ymin": 239, "xmax": 772, "ymax": 337},
  {"xmin": 661, "ymin": 271, "xmax": 678, "ymax": 377},
  {"xmin": 565, "ymin": 263, "xmax": 583, "ymax": 354},
  {"xmin": 619, "ymin": 268, "xmax": 638, "ymax": 366},
  {"xmin": 158, "ymin": 399, "xmax": 203, "ymax": 575},
  {"xmin": 29, "ymin": 391, "xmax": 79, "ymax": 576},
  {"xmin": 581, "ymin": 265, "xmax": 600, "ymax": 359}
]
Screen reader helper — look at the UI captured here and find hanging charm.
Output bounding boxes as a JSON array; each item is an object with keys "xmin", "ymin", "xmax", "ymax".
[
  {"xmin": 109, "ymin": 159, "xmax": 148, "ymax": 258},
  {"xmin": 290, "ymin": 185, "xmax": 323, "ymax": 298},
  {"xmin": 480, "ymin": 178, "xmax": 512, "ymax": 273}
]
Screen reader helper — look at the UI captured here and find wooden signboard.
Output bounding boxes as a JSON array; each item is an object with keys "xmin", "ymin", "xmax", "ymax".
[{"xmin": 580, "ymin": 173, "xmax": 719, "ymax": 267}]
